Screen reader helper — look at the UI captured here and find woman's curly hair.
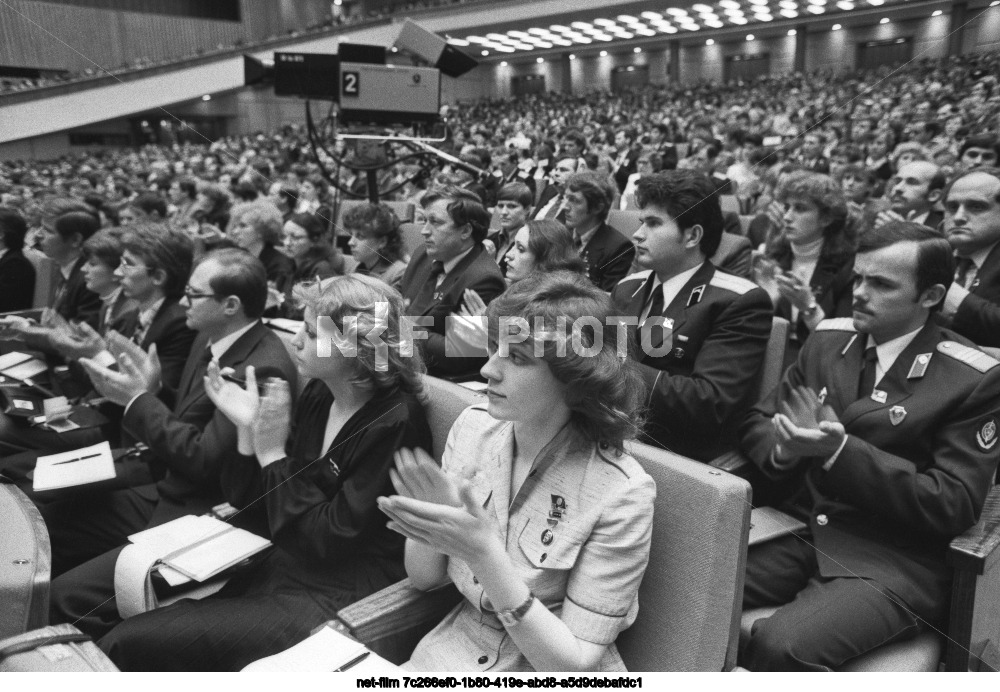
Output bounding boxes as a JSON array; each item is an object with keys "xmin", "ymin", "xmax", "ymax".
[
  {"xmin": 485, "ymin": 270, "xmax": 645, "ymax": 452},
  {"xmin": 293, "ymin": 274, "xmax": 425, "ymax": 400}
]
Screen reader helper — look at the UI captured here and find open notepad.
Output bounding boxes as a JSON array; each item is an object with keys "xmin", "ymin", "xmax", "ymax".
[
  {"xmin": 242, "ymin": 624, "xmax": 399, "ymax": 673},
  {"xmin": 0, "ymin": 351, "xmax": 48, "ymax": 382},
  {"xmin": 128, "ymin": 515, "xmax": 271, "ymax": 583},
  {"xmin": 33, "ymin": 441, "xmax": 116, "ymax": 492}
]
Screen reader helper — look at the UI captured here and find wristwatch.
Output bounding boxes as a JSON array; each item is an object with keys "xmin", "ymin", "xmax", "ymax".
[{"xmin": 496, "ymin": 593, "xmax": 536, "ymax": 627}]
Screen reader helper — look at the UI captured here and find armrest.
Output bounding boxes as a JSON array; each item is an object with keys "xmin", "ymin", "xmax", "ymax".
[
  {"xmin": 329, "ymin": 578, "xmax": 462, "ymax": 663},
  {"xmin": 710, "ymin": 449, "xmax": 752, "ymax": 475},
  {"xmin": 945, "ymin": 484, "xmax": 1000, "ymax": 672}
]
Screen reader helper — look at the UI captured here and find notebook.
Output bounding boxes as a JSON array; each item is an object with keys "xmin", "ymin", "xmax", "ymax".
[
  {"xmin": 748, "ymin": 506, "xmax": 808, "ymax": 546},
  {"xmin": 33, "ymin": 441, "xmax": 116, "ymax": 492}
]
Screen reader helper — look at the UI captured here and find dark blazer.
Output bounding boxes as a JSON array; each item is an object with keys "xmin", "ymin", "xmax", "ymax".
[
  {"xmin": 400, "ymin": 244, "xmax": 505, "ymax": 378},
  {"xmin": 114, "ymin": 299, "xmax": 196, "ymax": 392},
  {"xmin": 122, "ymin": 321, "xmax": 297, "ymax": 526},
  {"xmin": 259, "ymin": 243, "xmax": 296, "ymax": 297},
  {"xmin": 771, "ymin": 246, "xmax": 856, "ymax": 345},
  {"xmin": 0, "ymin": 249, "xmax": 35, "ymax": 313},
  {"xmin": 739, "ymin": 318, "xmax": 1000, "ymax": 616},
  {"xmin": 54, "ymin": 256, "xmax": 102, "ymax": 328},
  {"xmin": 611, "ymin": 261, "xmax": 773, "ymax": 461},
  {"xmin": 581, "ymin": 222, "xmax": 636, "ymax": 292},
  {"xmin": 798, "ymin": 155, "xmax": 830, "ymax": 174},
  {"xmin": 530, "ymin": 184, "xmax": 562, "ymax": 219},
  {"xmin": 952, "ymin": 242, "xmax": 1000, "ymax": 347},
  {"xmin": 612, "ymin": 148, "xmax": 639, "ymax": 193}
]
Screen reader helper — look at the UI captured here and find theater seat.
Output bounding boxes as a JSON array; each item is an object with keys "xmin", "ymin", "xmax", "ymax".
[{"xmin": 0, "ymin": 483, "xmax": 50, "ymax": 640}]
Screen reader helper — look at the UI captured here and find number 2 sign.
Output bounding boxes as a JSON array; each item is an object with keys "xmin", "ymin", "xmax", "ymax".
[{"xmin": 342, "ymin": 71, "xmax": 359, "ymax": 97}]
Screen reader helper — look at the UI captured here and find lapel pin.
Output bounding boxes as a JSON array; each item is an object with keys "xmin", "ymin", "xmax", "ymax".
[
  {"xmin": 541, "ymin": 529, "xmax": 554, "ymax": 545},
  {"xmin": 818, "ymin": 386, "xmax": 828, "ymax": 404},
  {"xmin": 977, "ymin": 419, "xmax": 997, "ymax": 451},
  {"xmin": 889, "ymin": 405, "xmax": 907, "ymax": 426},
  {"xmin": 871, "ymin": 389, "xmax": 888, "ymax": 404}
]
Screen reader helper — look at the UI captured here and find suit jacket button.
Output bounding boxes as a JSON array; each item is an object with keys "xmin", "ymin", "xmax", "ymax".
[
  {"xmin": 816, "ymin": 514, "xmax": 829, "ymax": 526},
  {"xmin": 478, "ymin": 655, "xmax": 488, "ymax": 664}
]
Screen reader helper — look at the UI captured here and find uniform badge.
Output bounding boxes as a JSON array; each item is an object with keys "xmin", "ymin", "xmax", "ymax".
[
  {"xmin": 906, "ymin": 353, "xmax": 932, "ymax": 379},
  {"xmin": 870, "ymin": 389, "xmax": 887, "ymax": 404},
  {"xmin": 818, "ymin": 387, "xmax": 828, "ymax": 404},
  {"xmin": 671, "ymin": 347, "xmax": 686, "ymax": 360},
  {"xmin": 548, "ymin": 495, "xmax": 566, "ymax": 526},
  {"xmin": 687, "ymin": 284, "xmax": 706, "ymax": 307},
  {"xmin": 977, "ymin": 419, "xmax": 997, "ymax": 451},
  {"xmin": 841, "ymin": 333, "xmax": 859, "ymax": 356},
  {"xmin": 433, "ymin": 291, "xmax": 443, "ymax": 301},
  {"xmin": 540, "ymin": 529, "xmax": 554, "ymax": 545},
  {"xmin": 889, "ymin": 406, "xmax": 907, "ymax": 426}
]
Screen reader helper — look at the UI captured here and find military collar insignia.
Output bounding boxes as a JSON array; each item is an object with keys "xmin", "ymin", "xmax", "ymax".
[
  {"xmin": 687, "ymin": 284, "xmax": 706, "ymax": 307},
  {"xmin": 906, "ymin": 353, "xmax": 933, "ymax": 379}
]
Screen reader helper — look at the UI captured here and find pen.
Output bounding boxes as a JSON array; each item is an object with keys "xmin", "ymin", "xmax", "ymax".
[
  {"xmin": 266, "ymin": 322, "xmax": 297, "ymax": 335},
  {"xmin": 334, "ymin": 651, "xmax": 370, "ymax": 672},
  {"xmin": 52, "ymin": 452, "xmax": 102, "ymax": 466}
]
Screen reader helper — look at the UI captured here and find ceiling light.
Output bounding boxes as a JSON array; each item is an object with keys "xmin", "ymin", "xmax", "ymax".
[
  {"xmin": 781, "ymin": 9, "xmax": 799, "ymax": 17},
  {"xmin": 486, "ymin": 33, "xmax": 507, "ymax": 41},
  {"xmin": 880, "ymin": 17, "xmax": 889, "ymax": 23},
  {"xmin": 447, "ymin": 38, "xmax": 469, "ymax": 46},
  {"xmin": 779, "ymin": 0, "xmax": 798, "ymax": 8},
  {"xmin": 495, "ymin": 46, "xmax": 514, "ymax": 53},
  {"xmin": 571, "ymin": 22, "xmax": 592, "ymax": 29},
  {"xmin": 706, "ymin": 38, "xmax": 715, "ymax": 45},
  {"xmin": 634, "ymin": 47, "xmax": 642, "ymax": 53},
  {"xmin": 730, "ymin": 16, "xmax": 749, "ymax": 24},
  {"xmin": 706, "ymin": 20, "xmax": 724, "ymax": 27},
  {"xmin": 569, "ymin": 54, "xmax": 576, "ymax": 59},
  {"xmin": 551, "ymin": 38, "xmax": 572, "ymax": 46},
  {"xmin": 536, "ymin": 57, "xmax": 544, "ymax": 63},
  {"xmin": 572, "ymin": 36, "xmax": 592, "ymax": 43},
  {"xmin": 692, "ymin": 3, "xmax": 713, "ymax": 12},
  {"xmin": 747, "ymin": 34, "xmax": 755, "ymax": 41},
  {"xmin": 202, "ymin": 94, "xmax": 211, "ymax": 101},
  {"xmin": 932, "ymin": 10, "xmax": 942, "ymax": 16},
  {"xmin": 599, "ymin": 50, "xmax": 608, "ymax": 56},
  {"xmin": 550, "ymin": 25, "xmax": 570, "ymax": 33},
  {"xmin": 757, "ymin": 14, "xmax": 774, "ymax": 21},
  {"xmin": 808, "ymin": 6, "xmax": 825, "ymax": 13},
  {"xmin": 615, "ymin": 31, "xmax": 635, "ymax": 39},
  {"xmin": 665, "ymin": 8, "xmax": 688, "ymax": 16},
  {"xmin": 992, "ymin": 1, "xmax": 1000, "ymax": 6},
  {"xmin": 642, "ymin": 11, "xmax": 663, "ymax": 20},
  {"xmin": 534, "ymin": 41, "xmax": 552, "ymax": 48},
  {"xmin": 837, "ymin": 1, "xmax": 854, "ymax": 8},
  {"xmin": 832, "ymin": 23, "xmax": 842, "ymax": 30},
  {"xmin": 788, "ymin": 29, "xmax": 797, "ymax": 36},
  {"xmin": 466, "ymin": 36, "xmax": 486, "ymax": 43},
  {"xmin": 618, "ymin": 14, "xmax": 639, "ymax": 22},
  {"xmin": 500, "ymin": 61, "xmax": 507, "ymax": 66},
  {"xmin": 719, "ymin": 0, "xmax": 741, "ymax": 8},
  {"xmin": 594, "ymin": 18, "xmax": 617, "ymax": 26},
  {"xmin": 749, "ymin": 0, "xmax": 768, "ymax": 4},
  {"xmin": 481, "ymin": 50, "xmax": 489, "ymax": 56},
  {"xmin": 869, "ymin": 0, "xmax": 884, "ymax": 5}
]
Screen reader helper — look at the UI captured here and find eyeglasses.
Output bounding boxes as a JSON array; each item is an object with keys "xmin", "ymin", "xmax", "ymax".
[{"xmin": 183, "ymin": 286, "xmax": 218, "ymax": 301}]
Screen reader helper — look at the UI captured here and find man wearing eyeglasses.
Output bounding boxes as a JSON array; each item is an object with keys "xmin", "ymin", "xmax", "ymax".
[
  {"xmin": 939, "ymin": 167, "xmax": 1000, "ymax": 347},
  {"xmin": 45, "ymin": 249, "xmax": 297, "ymax": 638}
]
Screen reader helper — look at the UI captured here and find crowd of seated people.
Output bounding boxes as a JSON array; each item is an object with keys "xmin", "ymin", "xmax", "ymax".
[{"xmin": 1, "ymin": 47, "xmax": 1000, "ymax": 672}]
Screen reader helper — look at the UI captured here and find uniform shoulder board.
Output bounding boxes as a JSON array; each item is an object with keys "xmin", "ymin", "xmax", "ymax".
[
  {"xmin": 619, "ymin": 269, "xmax": 652, "ymax": 285},
  {"xmin": 815, "ymin": 318, "xmax": 857, "ymax": 332},
  {"xmin": 936, "ymin": 341, "xmax": 1000, "ymax": 373},
  {"xmin": 708, "ymin": 271, "xmax": 756, "ymax": 296}
]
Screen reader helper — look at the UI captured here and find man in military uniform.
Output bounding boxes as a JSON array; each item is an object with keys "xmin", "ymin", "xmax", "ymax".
[
  {"xmin": 738, "ymin": 221, "xmax": 1000, "ymax": 670},
  {"xmin": 611, "ymin": 170, "xmax": 772, "ymax": 462}
]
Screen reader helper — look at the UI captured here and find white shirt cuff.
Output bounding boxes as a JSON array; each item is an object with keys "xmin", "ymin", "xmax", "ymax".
[
  {"xmin": 822, "ymin": 435, "xmax": 849, "ymax": 471},
  {"xmin": 92, "ymin": 350, "xmax": 116, "ymax": 368},
  {"xmin": 943, "ymin": 283, "xmax": 969, "ymax": 318},
  {"xmin": 124, "ymin": 392, "xmax": 145, "ymax": 416}
]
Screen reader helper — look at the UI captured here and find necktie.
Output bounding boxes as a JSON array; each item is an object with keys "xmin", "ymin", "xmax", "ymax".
[
  {"xmin": 858, "ymin": 345, "xmax": 879, "ymax": 399},
  {"xmin": 411, "ymin": 260, "xmax": 445, "ymax": 312},
  {"xmin": 573, "ymin": 231, "xmax": 584, "ymax": 252},
  {"xmin": 180, "ymin": 345, "xmax": 214, "ymax": 402},
  {"xmin": 642, "ymin": 282, "xmax": 666, "ymax": 325},
  {"xmin": 955, "ymin": 257, "xmax": 976, "ymax": 289},
  {"xmin": 544, "ymin": 193, "xmax": 564, "ymax": 220}
]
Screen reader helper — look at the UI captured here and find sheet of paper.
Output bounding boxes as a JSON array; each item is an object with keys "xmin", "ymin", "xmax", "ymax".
[
  {"xmin": 0, "ymin": 352, "xmax": 32, "ymax": 370},
  {"xmin": 240, "ymin": 626, "xmax": 376, "ymax": 672},
  {"xmin": 33, "ymin": 441, "xmax": 116, "ymax": 492},
  {"xmin": 128, "ymin": 514, "xmax": 222, "ymax": 553},
  {"xmin": 0, "ymin": 352, "xmax": 48, "ymax": 381}
]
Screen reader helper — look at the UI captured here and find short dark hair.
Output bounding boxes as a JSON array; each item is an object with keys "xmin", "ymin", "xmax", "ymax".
[
  {"xmin": 561, "ymin": 130, "xmax": 587, "ymax": 153},
  {"xmin": 53, "ymin": 210, "xmax": 100, "ymax": 242},
  {"xmin": 635, "ymin": 170, "xmax": 725, "ymax": 257},
  {"xmin": 841, "ymin": 164, "xmax": 877, "ymax": 186},
  {"xmin": 858, "ymin": 220, "xmax": 953, "ymax": 310},
  {"xmin": 121, "ymin": 223, "xmax": 194, "ymax": 300},
  {"xmin": 40, "ymin": 197, "xmax": 95, "ymax": 221},
  {"xmin": 83, "ymin": 228, "xmax": 125, "ymax": 269},
  {"xmin": 496, "ymin": 182, "xmax": 533, "ymax": 208},
  {"xmin": 524, "ymin": 220, "xmax": 587, "ymax": 275},
  {"xmin": 960, "ymin": 133, "xmax": 1000, "ymax": 160},
  {"xmin": 565, "ymin": 171, "xmax": 615, "ymax": 222},
  {"xmin": 341, "ymin": 203, "xmax": 402, "ymax": 262},
  {"xmin": 0, "ymin": 207, "xmax": 28, "ymax": 250},
  {"xmin": 200, "ymin": 247, "xmax": 268, "ymax": 319},
  {"xmin": 287, "ymin": 212, "xmax": 327, "ymax": 242},
  {"xmin": 128, "ymin": 193, "xmax": 167, "ymax": 219},
  {"xmin": 420, "ymin": 186, "xmax": 491, "ymax": 243}
]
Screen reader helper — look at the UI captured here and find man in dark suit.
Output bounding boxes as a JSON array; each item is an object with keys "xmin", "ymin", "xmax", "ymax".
[
  {"xmin": 0, "ymin": 201, "xmax": 102, "ymax": 347},
  {"xmin": 564, "ymin": 171, "xmax": 635, "ymax": 291},
  {"xmin": 400, "ymin": 186, "xmax": 505, "ymax": 379},
  {"xmin": 796, "ymin": 133, "xmax": 830, "ymax": 174},
  {"xmin": 47, "ymin": 249, "xmax": 298, "ymax": 639},
  {"xmin": 611, "ymin": 171, "xmax": 772, "ymax": 462},
  {"xmin": 530, "ymin": 156, "xmax": 581, "ymax": 222},
  {"xmin": 874, "ymin": 161, "xmax": 946, "ymax": 232},
  {"xmin": 940, "ymin": 168, "xmax": 1000, "ymax": 347},
  {"xmin": 737, "ymin": 222, "xmax": 1000, "ymax": 670},
  {"xmin": 486, "ymin": 182, "xmax": 532, "ymax": 272},
  {"xmin": 0, "ymin": 207, "xmax": 36, "ymax": 313}
]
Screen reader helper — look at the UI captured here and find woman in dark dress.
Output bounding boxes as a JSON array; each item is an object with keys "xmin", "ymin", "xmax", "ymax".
[
  {"xmin": 283, "ymin": 212, "xmax": 347, "ymax": 283},
  {"xmin": 97, "ymin": 274, "xmax": 432, "ymax": 671}
]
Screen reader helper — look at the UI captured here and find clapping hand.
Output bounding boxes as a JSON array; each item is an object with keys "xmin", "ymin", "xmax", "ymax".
[
  {"xmin": 390, "ymin": 447, "xmax": 463, "ymax": 507},
  {"xmin": 873, "ymin": 209, "xmax": 905, "ymax": 230},
  {"xmin": 457, "ymin": 289, "xmax": 488, "ymax": 318},
  {"xmin": 772, "ymin": 385, "xmax": 845, "ymax": 460},
  {"xmin": 80, "ymin": 333, "xmax": 162, "ymax": 406},
  {"xmin": 49, "ymin": 320, "xmax": 106, "ymax": 360},
  {"xmin": 204, "ymin": 361, "xmax": 260, "ymax": 429},
  {"xmin": 251, "ymin": 378, "xmax": 292, "ymax": 466},
  {"xmin": 775, "ymin": 272, "xmax": 816, "ymax": 312}
]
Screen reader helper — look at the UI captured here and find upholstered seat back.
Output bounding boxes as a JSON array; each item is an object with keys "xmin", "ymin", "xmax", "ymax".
[
  {"xmin": 0, "ymin": 484, "xmax": 50, "ymax": 639},
  {"xmin": 617, "ymin": 443, "xmax": 751, "ymax": 671}
]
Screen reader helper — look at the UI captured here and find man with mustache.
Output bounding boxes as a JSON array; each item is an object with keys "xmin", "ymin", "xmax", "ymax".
[
  {"xmin": 873, "ymin": 161, "xmax": 946, "ymax": 231},
  {"xmin": 939, "ymin": 167, "xmax": 1000, "ymax": 347},
  {"xmin": 737, "ymin": 220, "xmax": 1000, "ymax": 670}
]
